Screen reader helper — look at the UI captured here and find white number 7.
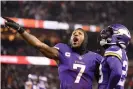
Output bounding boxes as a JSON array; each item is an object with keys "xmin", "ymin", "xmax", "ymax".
[{"xmin": 73, "ymin": 64, "xmax": 86, "ymax": 83}]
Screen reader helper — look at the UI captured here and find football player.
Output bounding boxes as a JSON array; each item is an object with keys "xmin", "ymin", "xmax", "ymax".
[
  {"xmin": 3, "ymin": 17, "xmax": 102, "ymax": 89},
  {"xmin": 98, "ymin": 24, "xmax": 131, "ymax": 89}
]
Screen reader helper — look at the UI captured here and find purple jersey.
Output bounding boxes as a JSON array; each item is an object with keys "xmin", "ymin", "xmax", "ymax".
[
  {"xmin": 54, "ymin": 43, "xmax": 102, "ymax": 89},
  {"xmin": 98, "ymin": 45, "xmax": 128, "ymax": 89}
]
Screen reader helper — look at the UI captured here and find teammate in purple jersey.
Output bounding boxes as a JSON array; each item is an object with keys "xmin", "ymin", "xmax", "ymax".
[
  {"xmin": 98, "ymin": 24, "xmax": 131, "ymax": 89},
  {"xmin": 3, "ymin": 17, "xmax": 103, "ymax": 89}
]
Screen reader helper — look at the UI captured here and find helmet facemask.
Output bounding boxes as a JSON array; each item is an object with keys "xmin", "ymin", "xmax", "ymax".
[{"xmin": 99, "ymin": 27, "xmax": 114, "ymax": 47}]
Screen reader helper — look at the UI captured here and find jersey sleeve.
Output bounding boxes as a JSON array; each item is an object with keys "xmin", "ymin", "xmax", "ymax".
[
  {"xmin": 54, "ymin": 43, "xmax": 63, "ymax": 50},
  {"xmin": 96, "ymin": 53, "xmax": 103, "ymax": 63},
  {"xmin": 104, "ymin": 46, "xmax": 122, "ymax": 60},
  {"xmin": 54, "ymin": 43, "xmax": 66, "ymax": 63},
  {"xmin": 106, "ymin": 56, "xmax": 122, "ymax": 89},
  {"xmin": 94, "ymin": 53, "xmax": 103, "ymax": 82}
]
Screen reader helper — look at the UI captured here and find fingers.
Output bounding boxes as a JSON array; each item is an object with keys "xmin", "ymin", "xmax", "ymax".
[
  {"xmin": 5, "ymin": 22, "xmax": 13, "ymax": 26},
  {"xmin": 5, "ymin": 22, "xmax": 13, "ymax": 29},
  {"xmin": 2, "ymin": 17, "xmax": 20, "ymax": 31},
  {"xmin": 5, "ymin": 22, "xmax": 18, "ymax": 30},
  {"xmin": 2, "ymin": 17, "xmax": 15, "ymax": 23}
]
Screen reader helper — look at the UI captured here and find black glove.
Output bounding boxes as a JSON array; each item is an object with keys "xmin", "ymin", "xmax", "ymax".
[{"xmin": 2, "ymin": 17, "xmax": 25, "ymax": 34}]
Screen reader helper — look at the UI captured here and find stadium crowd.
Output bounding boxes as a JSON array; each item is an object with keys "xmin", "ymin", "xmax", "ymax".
[
  {"xmin": 1, "ymin": 64, "xmax": 59, "ymax": 89},
  {"xmin": 1, "ymin": 1, "xmax": 133, "ymax": 89},
  {"xmin": 2, "ymin": 1, "xmax": 129, "ymax": 25}
]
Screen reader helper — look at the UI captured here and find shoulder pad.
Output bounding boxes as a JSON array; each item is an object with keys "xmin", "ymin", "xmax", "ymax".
[{"xmin": 104, "ymin": 46, "xmax": 122, "ymax": 60}]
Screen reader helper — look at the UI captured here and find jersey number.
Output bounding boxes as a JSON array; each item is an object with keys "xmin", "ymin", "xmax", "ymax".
[
  {"xmin": 98, "ymin": 60, "xmax": 128, "ymax": 86},
  {"xmin": 118, "ymin": 60, "xmax": 128, "ymax": 86},
  {"xmin": 73, "ymin": 64, "xmax": 86, "ymax": 83}
]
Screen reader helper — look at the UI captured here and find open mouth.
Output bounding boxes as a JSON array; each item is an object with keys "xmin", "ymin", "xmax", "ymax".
[{"xmin": 73, "ymin": 37, "xmax": 79, "ymax": 43}]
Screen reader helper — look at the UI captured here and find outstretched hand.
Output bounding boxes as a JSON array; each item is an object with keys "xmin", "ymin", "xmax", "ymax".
[
  {"xmin": 2, "ymin": 17, "xmax": 25, "ymax": 34},
  {"xmin": 2, "ymin": 17, "xmax": 16, "ymax": 23}
]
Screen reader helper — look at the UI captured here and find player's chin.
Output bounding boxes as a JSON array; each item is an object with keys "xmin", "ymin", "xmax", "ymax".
[{"xmin": 72, "ymin": 43, "xmax": 80, "ymax": 48}]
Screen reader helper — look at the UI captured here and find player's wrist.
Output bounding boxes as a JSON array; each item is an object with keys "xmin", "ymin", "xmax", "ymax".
[
  {"xmin": 12, "ymin": 23, "xmax": 25, "ymax": 34},
  {"xmin": 17, "ymin": 27, "xmax": 25, "ymax": 34}
]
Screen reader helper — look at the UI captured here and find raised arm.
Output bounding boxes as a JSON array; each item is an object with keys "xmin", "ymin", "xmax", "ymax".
[
  {"xmin": 3, "ymin": 17, "xmax": 59, "ymax": 60},
  {"xmin": 21, "ymin": 31, "xmax": 59, "ymax": 59}
]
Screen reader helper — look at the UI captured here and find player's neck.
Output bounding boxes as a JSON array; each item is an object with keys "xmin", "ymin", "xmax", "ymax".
[{"xmin": 72, "ymin": 47, "xmax": 87, "ymax": 55}]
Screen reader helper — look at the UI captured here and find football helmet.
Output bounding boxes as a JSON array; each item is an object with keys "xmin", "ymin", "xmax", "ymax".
[{"xmin": 100, "ymin": 24, "xmax": 131, "ymax": 49}]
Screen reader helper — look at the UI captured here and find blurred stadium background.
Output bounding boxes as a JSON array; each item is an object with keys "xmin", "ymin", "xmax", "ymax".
[{"xmin": 1, "ymin": 1, "xmax": 133, "ymax": 89}]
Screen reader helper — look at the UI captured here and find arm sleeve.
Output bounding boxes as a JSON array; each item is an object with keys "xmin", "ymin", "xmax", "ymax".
[
  {"xmin": 106, "ymin": 56, "xmax": 122, "ymax": 89},
  {"xmin": 96, "ymin": 53, "xmax": 103, "ymax": 64},
  {"xmin": 95, "ymin": 53, "xmax": 103, "ymax": 82},
  {"xmin": 54, "ymin": 43, "xmax": 65, "ymax": 64},
  {"xmin": 54, "ymin": 43, "xmax": 63, "ymax": 50}
]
